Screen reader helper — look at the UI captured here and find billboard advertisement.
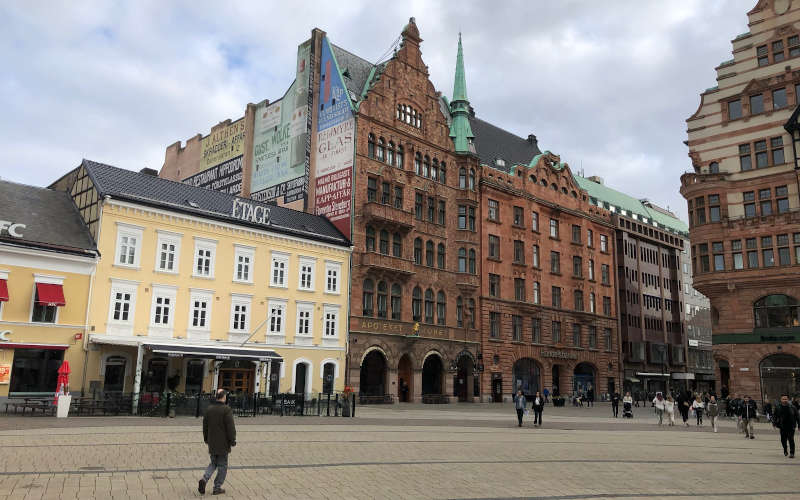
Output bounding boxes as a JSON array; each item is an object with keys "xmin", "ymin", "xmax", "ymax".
[
  {"xmin": 314, "ymin": 37, "xmax": 354, "ymax": 238},
  {"xmin": 251, "ymin": 40, "xmax": 314, "ymax": 205},
  {"xmin": 183, "ymin": 120, "xmax": 245, "ymax": 195}
]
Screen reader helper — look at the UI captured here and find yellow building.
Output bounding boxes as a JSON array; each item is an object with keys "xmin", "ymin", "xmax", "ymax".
[
  {"xmin": 0, "ymin": 180, "xmax": 98, "ymax": 399},
  {"xmin": 50, "ymin": 160, "xmax": 351, "ymax": 407}
]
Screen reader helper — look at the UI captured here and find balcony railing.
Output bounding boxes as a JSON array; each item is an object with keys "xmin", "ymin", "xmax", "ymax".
[
  {"xmin": 359, "ymin": 252, "xmax": 415, "ymax": 277},
  {"xmin": 362, "ymin": 201, "xmax": 413, "ymax": 231},
  {"xmin": 456, "ymin": 273, "xmax": 480, "ymax": 289}
]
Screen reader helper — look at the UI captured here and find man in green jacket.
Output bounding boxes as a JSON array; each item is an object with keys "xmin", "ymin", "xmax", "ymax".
[{"xmin": 199, "ymin": 389, "xmax": 236, "ymax": 495}]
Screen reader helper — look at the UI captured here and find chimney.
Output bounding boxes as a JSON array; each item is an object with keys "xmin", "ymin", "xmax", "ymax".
[
  {"xmin": 527, "ymin": 134, "xmax": 538, "ymax": 147},
  {"xmin": 139, "ymin": 167, "xmax": 159, "ymax": 176},
  {"xmin": 587, "ymin": 175, "xmax": 604, "ymax": 185}
]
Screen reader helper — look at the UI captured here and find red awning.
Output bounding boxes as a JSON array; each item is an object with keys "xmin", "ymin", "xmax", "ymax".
[
  {"xmin": 35, "ymin": 283, "xmax": 66, "ymax": 307},
  {"xmin": 0, "ymin": 279, "xmax": 7, "ymax": 302}
]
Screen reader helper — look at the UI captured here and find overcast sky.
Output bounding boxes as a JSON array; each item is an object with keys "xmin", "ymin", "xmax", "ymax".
[{"xmin": 1, "ymin": 1, "xmax": 754, "ymax": 222}]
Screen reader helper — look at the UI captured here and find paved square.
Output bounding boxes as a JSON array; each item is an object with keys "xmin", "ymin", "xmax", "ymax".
[{"xmin": 0, "ymin": 403, "xmax": 797, "ymax": 499}]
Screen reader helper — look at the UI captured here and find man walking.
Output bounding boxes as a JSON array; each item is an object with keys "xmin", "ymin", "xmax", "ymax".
[
  {"xmin": 706, "ymin": 396, "xmax": 720, "ymax": 433},
  {"xmin": 611, "ymin": 391, "xmax": 620, "ymax": 418},
  {"xmin": 739, "ymin": 394, "xmax": 758, "ymax": 440},
  {"xmin": 514, "ymin": 390, "xmax": 527, "ymax": 427},
  {"xmin": 543, "ymin": 387, "xmax": 550, "ymax": 404},
  {"xmin": 199, "ymin": 389, "xmax": 237, "ymax": 495},
  {"xmin": 774, "ymin": 395, "xmax": 800, "ymax": 458}
]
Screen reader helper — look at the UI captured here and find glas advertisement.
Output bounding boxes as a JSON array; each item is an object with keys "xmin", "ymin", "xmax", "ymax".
[
  {"xmin": 183, "ymin": 120, "xmax": 245, "ymax": 195},
  {"xmin": 251, "ymin": 40, "xmax": 313, "ymax": 204},
  {"xmin": 314, "ymin": 37, "xmax": 354, "ymax": 238}
]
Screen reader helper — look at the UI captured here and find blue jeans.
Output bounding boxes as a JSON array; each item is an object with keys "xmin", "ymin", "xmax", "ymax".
[{"xmin": 203, "ymin": 453, "xmax": 228, "ymax": 488}]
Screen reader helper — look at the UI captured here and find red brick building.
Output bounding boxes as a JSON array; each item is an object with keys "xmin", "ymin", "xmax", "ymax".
[{"xmin": 681, "ymin": 0, "xmax": 800, "ymax": 403}]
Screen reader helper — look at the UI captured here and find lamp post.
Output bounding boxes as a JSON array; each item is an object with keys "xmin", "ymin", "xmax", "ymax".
[{"xmin": 782, "ymin": 105, "xmax": 800, "ymax": 208}]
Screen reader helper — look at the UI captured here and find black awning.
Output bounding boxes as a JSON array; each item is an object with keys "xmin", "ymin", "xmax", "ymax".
[{"xmin": 145, "ymin": 344, "xmax": 282, "ymax": 362}]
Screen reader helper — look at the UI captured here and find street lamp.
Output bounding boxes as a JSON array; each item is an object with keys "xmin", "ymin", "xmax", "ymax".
[{"xmin": 782, "ymin": 105, "xmax": 800, "ymax": 206}]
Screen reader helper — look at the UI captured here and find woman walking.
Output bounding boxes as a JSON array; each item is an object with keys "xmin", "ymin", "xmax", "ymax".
[
  {"xmin": 664, "ymin": 396, "xmax": 676, "ymax": 426},
  {"xmin": 514, "ymin": 390, "xmax": 527, "ymax": 427},
  {"xmin": 653, "ymin": 392, "xmax": 666, "ymax": 425},
  {"xmin": 706, "ymin": 396, "xmax": 719, "ymax": 432},
  {"xmin": 532, "ymin": 391, "xmax": 544, "ymax": 427},
  {"xmin": 692, "ymin": 395, "xmax": 705, "ymax": 426},
  {"xmin": 678, "ymin": 392, "xmax": 691, "ymax": 427}
]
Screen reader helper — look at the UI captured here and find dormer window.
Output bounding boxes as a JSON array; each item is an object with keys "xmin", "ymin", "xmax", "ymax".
[
  {"xmin": 397, "ymin": 104, "xmax": 422, "ymax": 129},
  {"xmin": 495, "ymin": 158, "xmax": 505, "ymax": 168}
]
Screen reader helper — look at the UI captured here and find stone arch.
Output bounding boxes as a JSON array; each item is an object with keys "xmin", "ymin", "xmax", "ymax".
[
  {"xmin": 759, "ymin": 353, "xmax": 800, "ymax": 404},
  {"xmin": 291, "ymin": 357, "xmax": 313, "ymax": 395},
  {"xmin": 360, "ymin": 345, "xmax": 389, "ymax": 366}
]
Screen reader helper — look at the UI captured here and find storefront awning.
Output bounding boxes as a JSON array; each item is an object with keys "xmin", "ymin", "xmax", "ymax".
[
  {"xmin": 35, "ymin": 283, "xmax": 65, "ymax": 307},
  {"xmin": 636, "ymin": 372, "xmax": 670, "ymax": 377},
  {"xmin": 625, "ymin": 378, "xmax": 640, "ymax": 383},
  {"xmin": 0, "ymin": 342, "xmax": 69, "ymax": 350},
  {"xmin": 145, "ymin": 344, "xmax": 282, "ymax": 362},
  {"xmin": 671, "ymin": 373, "xmax": 695, "ymax": 380},
  {"xmin": 0, "ymin": 279, "xmax": 8, "ymax": 302}
]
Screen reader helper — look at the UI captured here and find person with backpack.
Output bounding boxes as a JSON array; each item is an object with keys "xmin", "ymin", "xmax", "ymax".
[
  {"xmin": 739, "ymin": 395, "xmax": 758, "ymax": 439},
  {"xmin": 773, "ymin": 394, "xmax": 800, "ymax": 458}
]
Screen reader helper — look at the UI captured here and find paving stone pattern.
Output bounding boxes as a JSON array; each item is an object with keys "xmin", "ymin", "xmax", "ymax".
[{"xmin": 0, "ymin": 403, "xmax": 797, "ymax": 499}]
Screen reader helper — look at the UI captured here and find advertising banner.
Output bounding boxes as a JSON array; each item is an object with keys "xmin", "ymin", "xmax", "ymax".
[
  {"xmin": 314, "ymin": 37, "xmax": 354, "ymax": 238},
  {"xmin": 183, "ymin": 156, "xmax": 243, "ymax": 195},
  {"xmin": 183, "ymin": 120, "xmax": 246, "ymax": 195},
  {"xmin": 251, "ymin": 40, "xmax": 313, "ymax": 204},
  {"xmin": 0, "ymin": 363, "xmax": 10, "ymax": 384}
]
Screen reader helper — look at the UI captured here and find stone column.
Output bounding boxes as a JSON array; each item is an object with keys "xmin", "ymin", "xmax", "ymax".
[
  {"xmin": 413, "ymin": 369, "xmax": 423, "ymax": 403},
  {"xmin": 445, "ymin": 369, "xmax": 455, "ymax": 403},
  {"xmin": 388, "ymin": 368, "xmax": 398, "ymax": 403},
  {"xmin": 212, "ymin": 361, "xmax": 222, "ymax": 392},
  {"xmin": 131, "ymin": 343, "xmax": 144, "ymax": 415},
  {"xmin": 264, "ymin": 361, "xmax": 272, "ymax": 396},
  {"xmin": 253, "ymin": 361, "xmax": 261, "ymax": 395}
]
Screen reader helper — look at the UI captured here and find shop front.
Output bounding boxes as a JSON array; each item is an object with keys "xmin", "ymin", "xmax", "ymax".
[{"xmin": 0, "ymin": 343, "xmax": 69, "ymax": 396}]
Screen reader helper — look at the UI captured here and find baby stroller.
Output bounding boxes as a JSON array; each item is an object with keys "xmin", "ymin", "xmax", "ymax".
[{"xmin": 623, "ymin": 401, "xmax": 634, "ymax": 418}]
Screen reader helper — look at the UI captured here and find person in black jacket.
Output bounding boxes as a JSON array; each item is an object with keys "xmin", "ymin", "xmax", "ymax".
[
  {"xmin": 739, "ymin": 395, "xmax": 758, "ymax": 439},
  {"xmin": 773, "ymin": 394, "xmax": 800, "ymax": 458},
  {"xmin": 611, "ymin": 391, "xmax": 621, "ymax": 418},
  {"xmin": 531, "ymin": 391, "xmax": 544, "ymax": 427},
  {"xmin": 199, "ymin": 389, "xmax": 237, "ymax": 495}
]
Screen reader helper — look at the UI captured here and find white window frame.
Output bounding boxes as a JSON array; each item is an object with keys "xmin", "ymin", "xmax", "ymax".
[
  {"xmin": 107, "ymin": 278, "xmax": 139, "ymax": 336},
  {"xmin": 270, "ymin": 251, "xmax": 289, "ymax": 288},
  {"xmin": 266, "ymin": 298, "xmax": 288, "ymax": 343},
  {"xmin": 322, "ymin": 304, "xmax": 341, "ymax": 347},
  {"xmin": 325, "ymin": 261, "xmax": 342, "ymax": 294},
  {"xmin": 114, "ymin": 223, "xmax": 144, "ymax": 269},
  {"xmin": 600, "ymin": 234, "xmax": 608, "ymax": 252},
  {"xmin": 295, "ymin": 301, "xmax": 314, "ymax": 346},
  {"xmin": 187, "ymin": 288, "xmax": 213, "ymax": 340},
  {"xmin": 154, "ymin": 230, "xmax": 182, "ymax": 274},
  {"xmin": 149, "ymin": 284, "xmax": 177, "ymax": 338},
  {"xmin": 298, "ymin": 256, "xmax": 316, "ymax": 291},
  {"xmin": 192, "ymin": 237, "xmax": 217, "ymax": 279},
  {"xmin": 589, "ymin": 292, "xmax": 596, "ymax": 313},
  {"xmin": 588, "ymin": 259, "xmax": 595, "ymax": 280},
  {"xmin": 233, "ymin": 244, "xmax": 256, "ymax": 284},
  {"xmin": 228, "ymin": 293, "xmax": 252, "ymax": 343}
]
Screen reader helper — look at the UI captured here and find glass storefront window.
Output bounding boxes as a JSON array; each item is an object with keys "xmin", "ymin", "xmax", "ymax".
[{"xmin": 9, "ymin": 349, "xmax": 64, "ymax": 394}]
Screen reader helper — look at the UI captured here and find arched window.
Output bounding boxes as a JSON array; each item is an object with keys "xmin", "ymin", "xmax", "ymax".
[
  {"xmin": 412, "ymin": 287, "xmax": 422, "ymax": 322},
  {"xmin": 469, "ymin": 169, "xmax": 476, "ymax": 190},
  {"xmin": 387, "ymin": 141, "xmax": 395, "ymax": 166},
  {"xmin": 425, "ymin": 240, "xmax": 434, "ymax": 267},
  {"xmin": 469, "ymin": 249, "xmax": 476, "ymax": 274},
  {"xmin": 437, "ymin": 291, "xmax": 446, "ymax": 325},
  {"xmin": 392, "ymin": 232, "xmax": 402, "ymax": 257},
  {"xmin": 379, "ymin": 229, "xmax": 389, "ymax": 255},
  {"xmin": 458, "ymin": 248, "xmax": 467, "ymax": 273},
  {"xmin": 414, "ymin": 238, "xmax": 422, "ymax": 264},
  {"xmin": 754, "ymin": 294, "xmax": 799, "ymax": 328},
  {"xmin": 366, "ymin": 226, "xmax": 375, "ymax": 252},
  {"xmin": 530, "ymin": 175, "xmax": 537, "ymax": 183},
  {"xmin": 431, "ymin": 159, "xmax": 439, "ymax": 181},
  {"xmin": 377, "ymin": 281, "xmax": 388, "ymax": 319},
  {"xmin": 424, "ymin": 289, "xmax": 434, "ymax": 323},
  {"xmin": 551, "ymin": 183, "xmax": 558, "ymax": 191},
  {"xmin": 468, "ymin": 298, "xmax": 476, "ymax": 328},
  {"xmin": 709, "ymin": 161, "xmax": 719, "ymax": 174},
  {"xmin": 363, "ymin": 279, "xmax": 374, "ymax": 317},
  {"xmin": 414, "ymin": 152, "xmax": 422, "ymax": 175},
  {"xmin": 437, "ymin": 243, "xmax": 446, "ymax": 269},
  {"xmin": 377, "ymin": 137, "xmax": 386, "ymax": 162},
  {"xmin": 396, "ymin": 145, "xmax": 404, "ymax": 169},
  {"xmin": 368, "ymin": 133, "xmax": 375, "ymax": 159},
  {"xmin": 456, "ymin": 297, "xmax": 464, "ymax": 327},
  {"xmin": 391, "ymin": 283, "xmax": 402, "ymax": 320},
  {"xmin": 440, "ymin": 161, "xmax": 446, "ymax": 184},
  {"xmin": 423, "ymin": 155, "xmax": 430, "ymax": 178},
  {"xmin": 459, "ymin": 168, "xmax": 467, "ymax": 189}
]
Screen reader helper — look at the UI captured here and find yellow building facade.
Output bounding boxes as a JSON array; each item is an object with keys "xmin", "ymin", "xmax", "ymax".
[
  {"xmin": 0, "ymin": 181, "xmax": 98, "ymax": 399},
  {"xmin": 51, "ymin": 161, "xmax": 351, "ymax": 404}
]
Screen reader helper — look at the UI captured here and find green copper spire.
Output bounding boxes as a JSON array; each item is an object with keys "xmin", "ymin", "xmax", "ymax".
[{"xmin": 449, "ymin": 33, "xmax": 474, "ymax": 154}]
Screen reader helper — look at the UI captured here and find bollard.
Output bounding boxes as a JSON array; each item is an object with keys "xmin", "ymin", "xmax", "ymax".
[
  {"xmin": 195, "ymin": 393, "xmax": 201, "ymax": 418},
  {"xmin": 334, "ymin": 394, "xmax": 339, "ymax": 417},
  {"xmin": 317, "ymin": 393, "xmax": 322, "ymax": 416},
  {"xmin": 281, "ymin": 395, "xmax": 285, "ymax": 417},
  {"xmin": 352, "ymin": 393, "xmax": 356, "ymax": 417}
]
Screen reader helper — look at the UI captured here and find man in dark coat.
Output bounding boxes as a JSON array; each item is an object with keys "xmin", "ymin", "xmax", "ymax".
[
  {"xmin": 773, "ymin": 394, "xmax": 800, "ymax": 458},
  {"xmin": 199, "ymin": 389, "xmax": 237, "ymax": 495},
  {"xmin": 611, "ymin": 391, "xmax": 621, "ymax": 418}
]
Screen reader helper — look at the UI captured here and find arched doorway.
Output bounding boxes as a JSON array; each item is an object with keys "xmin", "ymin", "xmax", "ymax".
[
  {"xmin": 551, "ymin": 365, "xmax": 560, "ymax": 396},
  {"xmin": 184, "ymin": 359, "xmax": 205, "ymax": 394},
  {"xmin": 455, "ymin": 353, "xmax": 474, "ymax": 402},
  {"xmin": 360, "ymin": 350, "xmax": 387, "ymax": 397},
  {"xmin": 322, "ymin": 362, "xmax": 335, "ymax": 395},
  {"xmin": 103, "ymin": 356, "xmax": 127, "ymax": 393},
  {"xmin": 512, "ymin": 358, "xmax": 541, "ymax": 397},
  {"xmin": 294, "ymin": 362, "xmax": 308, "ymax": 395},
  {"xmin": 573, "ymin": 363, "xmax": 595, "ymax": 396},
  {"xmin": 422, "ymin": 353, "xmax": 444, "ymax": 395},
  {"xmin": 760, "ymin": 354, "xmax": 800, "ymax": 403},
  {"xmin": 397, "ymin": 354, "xmax": 413, "ymax": 402},
  {"xmin": 718, "ymin": 359, "xmax": 730, "ymax": 396}
]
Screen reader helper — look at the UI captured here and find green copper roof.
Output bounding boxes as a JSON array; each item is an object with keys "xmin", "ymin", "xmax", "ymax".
[
  {"xmin": 572, "ymin": 174, "xmax": 688, "ymax": 235},
  {"xmin": 452, "ymin": 33, "xmax": 467, "ymax": 102},
  {"xmin": 449, "ymin": 33, "xmax": 474, "ymax": 154}
]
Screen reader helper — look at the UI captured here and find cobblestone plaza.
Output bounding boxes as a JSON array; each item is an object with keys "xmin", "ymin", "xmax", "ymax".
[{"xmin": 0, "ymin": 404, "xmax": 796, "ymax": 499}]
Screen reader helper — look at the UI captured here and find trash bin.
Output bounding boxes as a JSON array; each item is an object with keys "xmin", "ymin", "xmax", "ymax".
[{"xmin": 56, "ymin": 395, "xmax": 72, "ymax": 418}]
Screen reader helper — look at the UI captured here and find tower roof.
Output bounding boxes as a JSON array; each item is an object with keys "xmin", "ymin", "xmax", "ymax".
[{"xmin": 452, "ymin": 33, "xmax": 468, "ymax": 103}]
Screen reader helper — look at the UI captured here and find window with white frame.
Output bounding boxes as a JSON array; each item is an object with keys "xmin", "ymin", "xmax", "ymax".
[
  {"xmin": 233, "ymin": 245, "xmax": 255, "ymax": 283},
  {"xmin": 108, "ymin": 279, "xmax": 139, "ymax": 333},
  {"xmin": 149, "ymin": 285, "xmax": 177, "ymax": 335},
  {"xmin": 298, "ymin": 257, "xmax": 316, "ymax": 291},
  {"xmin": 267, "ymin": 299, "xmax": 287, "ymax": 337},
  {"xmin": 295, "ymin": 302, "xmax": 314, "ymax": 343},
  {"xmin": 193, "ymin": 238, "xmax": 217, "ymax": 278},
  {"xmin": 189, "ymin": 290, "xmax": 213, "ymax": 330},
  {"xmin": 155, "ymin": 230, "xmax": 181, "ymax": 273},
  {"xmin": 271, "ymin": 252, "xmax": 289, "ymax": 287},
  {"xmin": 325, "ymin": 261, "xmax": 341, "ymax": 294},
  {"xmin": 115, "ymin": 223, "xmax": 143, "ymax": 268},
  {"xmin": 324, "ymin": 305, "xmax": 340, "ymax": 339},
  {"xmin": 229, "ymin": 295, "xmax": 252, "ymax": 333}
]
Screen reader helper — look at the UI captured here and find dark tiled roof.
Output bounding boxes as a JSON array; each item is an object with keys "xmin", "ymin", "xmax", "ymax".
[
  {"xmin": 79, "ymin": 160, "xmax": 350, "ymax": 247},
  {"xmin": 331, "ymin": 44, "xmax": 386, "ymax": 103},
  {"xmin": 469, "ymin": 116, "xmax": 542, "ymax": 170},
  {"xmin": 0, "ymin": 180, "xmax": 96, "ymax": 255}
]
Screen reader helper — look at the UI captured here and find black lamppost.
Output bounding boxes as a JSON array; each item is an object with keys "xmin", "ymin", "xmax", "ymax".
[{"xmin": 782, "ymin": 105, "xmax": 800, "ymax": 206}]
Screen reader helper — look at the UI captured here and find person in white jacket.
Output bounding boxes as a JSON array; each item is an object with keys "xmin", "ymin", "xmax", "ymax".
[
  {"xmin": 692, "ymin": 395, "xmax": 705, "ymax": 426},
  {"xmin": 664, "ymin": 396, "xmax": 676, "ymax": 426},
  {"xmin": 653, "ymin": 392, "xmax": 666, "ymax": 425}
]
